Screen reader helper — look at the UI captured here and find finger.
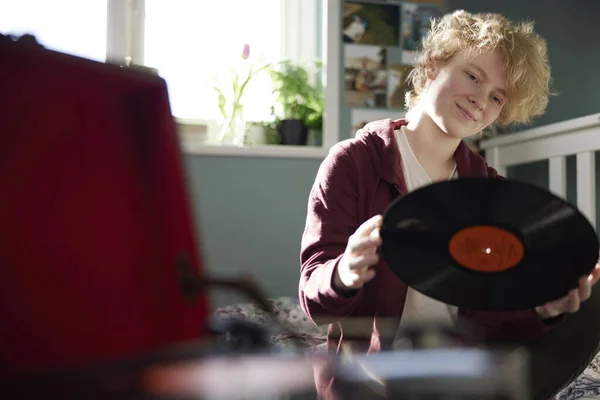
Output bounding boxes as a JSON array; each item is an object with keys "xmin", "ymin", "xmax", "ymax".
[
  {"xmin": 578, "ymin": 275, "xmax": 592, "ymax": 301},
  {"xmin": 590, "ymin": 263, "xmax": 600, "ymax": 286},
  {"xmin": 539, "ymin": 302, "xmax": 561, "ymax": 319},
  {"xmin": 353, "ymin": 268, "xmax": 376, "ymax": 283},
  {"xmin": 369, "ymin": 226, "xmax": 381, "ymax": 240},
  {"xmin": 541, "ymin": 290, "xmax": 573, "ymax": 318},
  {"xmin": 349, "ymin": 235, "xmax": 382, "ymax": 254},
  {"xmin": 565, "ymin": 289, "xmax": 581, "ymax": 313},
  {"xmin": 346, "ymin": 269, "xmax": 376, "ymax": 288},
  {"xmin": 353, "ymin": 215, "xmax": 383, "ymax": 238},
  {"xmin": 348, "ymin": 254, "xmax": 379, "ymax": 270},
  {"xmin": 360, "ymin": 269, "xmax": 376, "ymax": 284}
]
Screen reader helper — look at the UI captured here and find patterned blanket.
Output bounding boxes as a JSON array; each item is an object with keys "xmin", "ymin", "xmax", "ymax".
[
  {"xmin": 212, "ymin": 296, "xmax": 600, "ymax": 399},
  {"xmin": 558, "ymin": 360, "xmax": 600, "ymax": 400},
  {"xmin": 212, "ymin": 296, "xmax": 328, "ymax": 351}
]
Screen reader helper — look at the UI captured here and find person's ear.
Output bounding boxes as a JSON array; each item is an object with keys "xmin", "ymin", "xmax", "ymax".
[{"xmin": 425, "ymin": 62, "xmax": 438, "ymax": 80}]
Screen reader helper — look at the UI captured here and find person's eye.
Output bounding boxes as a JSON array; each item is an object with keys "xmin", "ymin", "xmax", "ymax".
[{"xmin": 466, "ymin": 71, "xmax": 478, "ymax": 83}]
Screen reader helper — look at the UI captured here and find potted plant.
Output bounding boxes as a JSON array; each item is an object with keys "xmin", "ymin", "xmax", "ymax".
[
  {"xmin": 213, "ymin": 44, "xmax": 271, "ymax": 145},
  {"xmin": 269, "ymin": 60, "xmax": 324, "ymax": 145}
]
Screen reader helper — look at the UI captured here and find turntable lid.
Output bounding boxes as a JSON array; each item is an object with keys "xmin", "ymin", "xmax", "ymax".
[{"xmin": 0, "ymin": 35, "xmax": 208, "ymax": 378}]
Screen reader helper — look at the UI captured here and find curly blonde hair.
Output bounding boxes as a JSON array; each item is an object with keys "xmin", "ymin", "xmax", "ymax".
[{"xmin": 406, "ymin": 10, "xmax": 553, "ymax": 126}]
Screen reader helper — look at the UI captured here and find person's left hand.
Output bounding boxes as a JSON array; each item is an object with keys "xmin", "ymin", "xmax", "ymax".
[{"xmin": 535, "ymin": 263, "xmax": 600, "ymax": 319}]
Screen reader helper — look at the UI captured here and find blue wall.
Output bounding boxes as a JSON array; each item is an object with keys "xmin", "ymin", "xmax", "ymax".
[{"xmin": 183, "ymin": 155, "xmax": 321, "ymax": 306}]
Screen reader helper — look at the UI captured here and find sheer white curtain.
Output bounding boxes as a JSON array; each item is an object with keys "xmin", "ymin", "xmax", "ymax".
[
  {"xmin": 143, "ymin": 0, "xmax": 284, "ymax": 122},
  {"xmin": 0, "ymin": 0, "xmax": 108, "ymax": 62}
]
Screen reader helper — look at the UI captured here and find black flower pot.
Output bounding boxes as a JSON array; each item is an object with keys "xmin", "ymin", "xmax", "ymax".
[{"xmin": 278, "ymin": 119, "xmax": 308, "ymax": 145}]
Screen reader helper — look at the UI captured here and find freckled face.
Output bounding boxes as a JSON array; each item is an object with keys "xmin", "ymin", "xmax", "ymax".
[{"xmin": 422, "ymin": 50, "xmax": 508, "ymax": 139}]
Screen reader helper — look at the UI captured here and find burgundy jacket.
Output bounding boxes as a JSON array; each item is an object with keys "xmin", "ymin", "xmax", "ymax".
[{"xmin": 299, "ymin": 119, "xmax": 562, "ymax": 366}]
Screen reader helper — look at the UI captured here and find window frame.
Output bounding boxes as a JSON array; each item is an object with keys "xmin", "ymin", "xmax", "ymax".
[{"xmin": 106, "ymin": 0, "xmax": 340, "ymax": 159}]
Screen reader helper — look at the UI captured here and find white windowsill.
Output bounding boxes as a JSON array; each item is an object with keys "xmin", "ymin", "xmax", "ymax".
[
  {"xmin": 181, "ymin": 142, "xmax": 330, "ymax": 159},
  {"xmin": 176, "ymin": 121, "xmax": 331, "ymax": 159}
]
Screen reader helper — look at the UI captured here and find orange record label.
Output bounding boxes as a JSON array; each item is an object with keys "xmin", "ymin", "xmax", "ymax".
[{"xmin": 448, "ymin": 226, "xmax": 524, "ymax": 272}]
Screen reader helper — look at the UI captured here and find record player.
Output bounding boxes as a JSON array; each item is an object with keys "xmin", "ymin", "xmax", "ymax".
[{"xmin": 0, "ymin": 32, "xmax": 211, "ymax": 378}]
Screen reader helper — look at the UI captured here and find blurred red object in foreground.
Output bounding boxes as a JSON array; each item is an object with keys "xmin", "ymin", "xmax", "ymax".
[{"xmin": 0, "ymin": 34, "xmax": 209, "ymax": 379}]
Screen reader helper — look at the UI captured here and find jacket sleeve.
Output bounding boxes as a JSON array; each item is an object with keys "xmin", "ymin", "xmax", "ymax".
[
  {"xmin": 299, "ymin": 143, "xmax": 364, "ymax": 325},
  {"xmin": 487, "ymin": 165, "xmax": 505, "ymax": 179}
]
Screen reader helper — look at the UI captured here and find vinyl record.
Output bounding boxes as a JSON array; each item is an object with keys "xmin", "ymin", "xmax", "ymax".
[{"xmin": 380, "ymin": 178, "xmax": 599, "ymax": 311}]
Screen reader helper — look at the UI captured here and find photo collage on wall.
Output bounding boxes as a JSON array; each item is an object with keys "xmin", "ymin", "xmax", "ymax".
[{"xmin": 342, "ymin": 0, "xmax": 447, "ymax": 133}]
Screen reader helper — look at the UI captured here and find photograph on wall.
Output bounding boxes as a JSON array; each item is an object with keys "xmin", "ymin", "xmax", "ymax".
[
  {"xmin": 344, "ymin": 45, "xmax": 388, "ymax": 108},
  {"xmin": 387, "ymin": 0, "xmax": 446, "ymax": 4},
  {"xmin": 388, "ymin": 63, "xmax": 415, "ymax": 108},
  {"xmin": 350, "ymin": 108, "xmax": 403, "ymax": 137},
  {"xmin": 342, "ymin": 1, "xmax": 400, "ymax": 47},
  {"xmin": 401, "ymin": 3, "xmax": 445, "ymax": 64}
]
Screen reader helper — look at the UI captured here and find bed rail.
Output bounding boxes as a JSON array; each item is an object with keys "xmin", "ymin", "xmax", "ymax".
[{"xmin": 480, "ymin": 113, "xmax": 600, "ymax": 228}]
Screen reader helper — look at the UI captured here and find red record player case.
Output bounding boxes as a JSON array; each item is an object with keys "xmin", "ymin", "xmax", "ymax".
[{"xmin": 0, "ymin": 35, "xmax": 209, "ymax": 378}]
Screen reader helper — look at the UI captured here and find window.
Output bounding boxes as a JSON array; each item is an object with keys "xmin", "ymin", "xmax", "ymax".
[
  {"xmin": 0, "ymin": 0, "xmax": 108, "ymax": 63},
  {"xmin": 144, "ymin": 0, "xmax": 283, "ymax": 124},
  {"xmin": 142, "ymin": 0, "xmax": 323, "ymax": 146}
]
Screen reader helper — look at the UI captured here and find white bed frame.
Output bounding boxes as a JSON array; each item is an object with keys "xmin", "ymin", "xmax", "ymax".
[{"xmin": 480, "ymin": 113, "xmax": 600, "ymax": 229}]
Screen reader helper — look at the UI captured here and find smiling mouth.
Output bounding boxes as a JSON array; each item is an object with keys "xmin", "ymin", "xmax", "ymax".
[{"xmin": 457, "ymin": 104, "xmax": 476, "ymax": 121}]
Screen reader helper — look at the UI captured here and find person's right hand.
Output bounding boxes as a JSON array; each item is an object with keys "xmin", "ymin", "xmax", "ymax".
[{"xmin": 333, "ymin": 214, "xmax": 383, "ymax": 291}]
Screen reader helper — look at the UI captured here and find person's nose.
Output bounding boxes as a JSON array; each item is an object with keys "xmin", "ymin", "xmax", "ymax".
[{"xmin": 467, "ymin": 91, "xmax": 485, "ymax": 111}]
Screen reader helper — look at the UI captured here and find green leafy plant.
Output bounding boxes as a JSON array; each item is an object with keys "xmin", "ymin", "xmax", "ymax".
[{"xmin": 269, "ymin": 60, "xmax": 324, "ymax": 131}]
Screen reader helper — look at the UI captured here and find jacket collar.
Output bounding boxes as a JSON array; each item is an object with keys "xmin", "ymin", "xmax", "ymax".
[{"xmin": 354, "ymin": 118, "xmax": 490, "ymax": 191}]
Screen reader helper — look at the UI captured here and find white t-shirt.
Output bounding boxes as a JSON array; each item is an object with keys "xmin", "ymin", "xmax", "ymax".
[{"xmin": 392, "ymin": 127, "xmax": 458, "ymax": 348}]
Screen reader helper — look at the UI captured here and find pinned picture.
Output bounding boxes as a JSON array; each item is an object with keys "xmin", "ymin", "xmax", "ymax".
[
  {"xmin": 344, "ymin": 45, "xmax": 388, "ymax": 108},
  {"xmin": 401, "ymin": 3, "xmax": 445, "ymax": 64},
  {"xmin": 387, "ymin": 0, "xmax": 446, "ymax": 4},
  {"xmin": 388, "ymin": 64, "xmax": 415, "ymax": 109},
  {"xmin": 342, "ymin": 1, "xmax": 400, "ymax": 47}
]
